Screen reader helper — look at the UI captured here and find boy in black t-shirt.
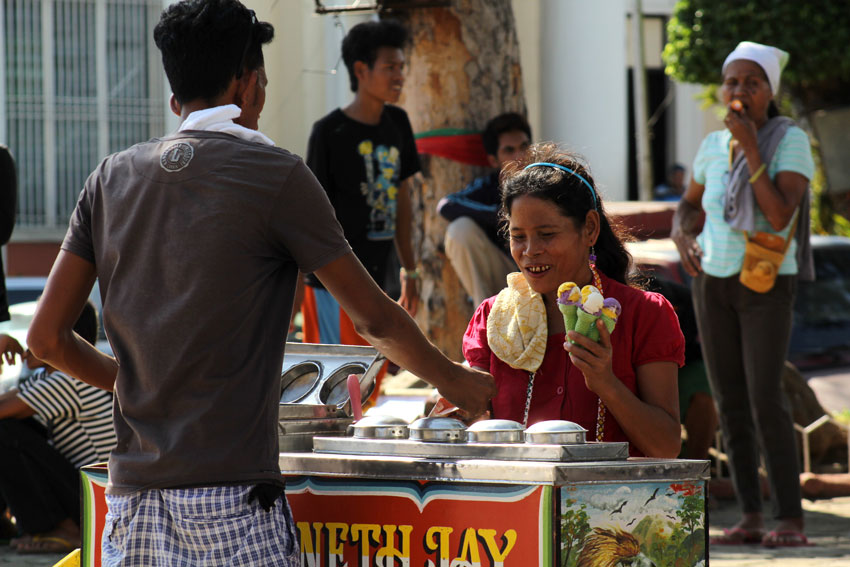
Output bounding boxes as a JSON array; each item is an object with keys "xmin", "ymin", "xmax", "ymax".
[{"xmin": 302, "ymin": 20, "xmax": 420, "ymax": 358}]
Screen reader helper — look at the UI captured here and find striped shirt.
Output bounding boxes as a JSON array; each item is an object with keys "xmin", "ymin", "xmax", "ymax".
[
  {"xmin": 693, "ymin": 125, "xmax": 814, "ymax": 278},
  {"xmin": 17, "ymin": 368, "xmax": 116, "ymax": 468}
]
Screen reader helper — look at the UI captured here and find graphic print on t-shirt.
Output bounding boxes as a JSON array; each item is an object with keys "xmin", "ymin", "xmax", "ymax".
[{"xmin": 358, "ymin": 139, "xmax": 400, "ymax": 241}]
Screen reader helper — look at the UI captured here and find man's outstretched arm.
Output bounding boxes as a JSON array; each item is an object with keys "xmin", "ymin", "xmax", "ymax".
[
  {"xmin": 27, "ymin": 251, "xmax": 118, "ymax": 391},
  {"xmin": 313, "ymin": 251, "xmax": 496, "ymax": 416}
]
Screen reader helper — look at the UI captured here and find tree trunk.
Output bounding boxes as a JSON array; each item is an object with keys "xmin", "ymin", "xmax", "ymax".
[{"xmin": 392, "ymin": 0, "xmax": 525, "ymax": 360}]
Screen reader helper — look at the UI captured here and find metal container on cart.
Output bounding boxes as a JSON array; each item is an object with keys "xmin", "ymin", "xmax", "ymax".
[
  {"xmin": 282, "ymin": 426, "xmax": 710, "ymax": 567},
  {"xmin": 277, "ymin": 343, "xmax": 385, "ymax": 452}
]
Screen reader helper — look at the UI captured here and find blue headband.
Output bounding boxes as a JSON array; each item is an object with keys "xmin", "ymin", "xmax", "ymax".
[{"xmin": 523, "ymin": 162, "xmax": 598, "ymax": 209}]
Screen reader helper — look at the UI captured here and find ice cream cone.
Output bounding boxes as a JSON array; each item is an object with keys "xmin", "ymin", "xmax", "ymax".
[
  {"xmin": 575, "ymin": 308, "xmax": 601, "ymax": 341},
  {"xmin": 557, "ymin": 282, "xmax": 581, "ymax": 332},
  {"xmin": 573, "ymin": 287, "xmax": 604, "ymax": 342},
  {"xmin": 600, "ymin": 297, "xmax": 622, "ymax": 334}
]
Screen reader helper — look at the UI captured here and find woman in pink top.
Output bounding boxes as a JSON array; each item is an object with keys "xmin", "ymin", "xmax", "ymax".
[{"xmin": 462, "ymin": 143, "xmax": 684, "ymax": 458}]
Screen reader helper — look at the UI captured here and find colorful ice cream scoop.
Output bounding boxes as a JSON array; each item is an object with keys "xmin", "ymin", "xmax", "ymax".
[
  {"xmin": 574, "ymin": 286, "xmax": 604, "ymax": 341},
  {"xmin": 600, "ymin": 297, "xmax": 622, "ymax": 334},
  {"xmin": 557, "ymin": 282, "xmax": 581, "ymax": 332}
]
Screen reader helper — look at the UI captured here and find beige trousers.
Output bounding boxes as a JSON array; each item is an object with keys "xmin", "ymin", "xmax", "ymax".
[{"xmin": 444, "ymin": 216, "xmax": 516, "ymax": 306}]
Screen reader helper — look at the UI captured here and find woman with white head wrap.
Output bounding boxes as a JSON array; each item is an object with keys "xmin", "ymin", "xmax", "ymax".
[{"xmin": 671, "ymin": 41, "xmax": 814, "ymax": 547}]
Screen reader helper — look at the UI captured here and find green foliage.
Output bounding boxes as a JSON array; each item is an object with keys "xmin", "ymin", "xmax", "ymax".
[
  {"xmin": 641, "ymin": 484, "xmax": 706, "ymax": 567},
  {"xmin": 663, "ymin": 0, "xmax": 850, "ymax": 89},
  {"xmin": 833, "ymin": 409, "xmax": 850, "ymax": 425},
  {"xmin": 560, "ymin": 499, "xmax": 591, "ymax": 567}
]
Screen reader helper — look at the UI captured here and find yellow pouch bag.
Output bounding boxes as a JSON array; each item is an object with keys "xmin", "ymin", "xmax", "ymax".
[{"xmin": 739, "ymin": 213, "xmax": 797, "ymax": 293}]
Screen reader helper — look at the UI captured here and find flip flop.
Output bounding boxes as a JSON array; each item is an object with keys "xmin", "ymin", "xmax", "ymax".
[
  {"xmin": 761, "ymin": 530, "xmax": 812, "ymax": 548},
  {"xmin": 9, "ymin": 534, "xmax": 32, "ymax": 550},
  {"xmin": 16, "ymin": 534, "xmax": 77, "ymax": 555},
  {"xmin": 710, "ymin": 526, "xmax": 766, "ymax": 545}
]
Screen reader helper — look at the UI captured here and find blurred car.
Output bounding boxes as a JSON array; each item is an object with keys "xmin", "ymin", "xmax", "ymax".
[
  {"xmin": 5, "ymin": 276, "xmax": 48, "ymax": 306},
  {"xmin": 627, "ymin": 235, "xmax": 850, "ymax": 372}
]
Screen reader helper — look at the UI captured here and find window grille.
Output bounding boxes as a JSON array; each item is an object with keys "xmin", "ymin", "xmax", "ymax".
[{"xmin": 2, "ymin": 0, "xmax": 165, "ymax": 233}]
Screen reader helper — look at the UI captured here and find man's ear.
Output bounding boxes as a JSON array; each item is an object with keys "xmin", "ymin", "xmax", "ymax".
[
  {"xmin": 169, "ymin": 94, "xmax": 181, "ymax": 117},
  {"xmin": 486, "ymin": 154, "xmax": 500, "ymax": 169},
  {"xmin": 353, "ymin": 60, "xmax": 369, "ymax": 84},
  {"xmin": 235, "ymin": 70, "xmax": 258, "ymax": 107}
]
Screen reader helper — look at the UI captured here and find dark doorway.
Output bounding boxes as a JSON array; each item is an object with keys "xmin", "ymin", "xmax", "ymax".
[{"xmin": 626, "ymin": 67, "xmax": 672, "ymax": 201}]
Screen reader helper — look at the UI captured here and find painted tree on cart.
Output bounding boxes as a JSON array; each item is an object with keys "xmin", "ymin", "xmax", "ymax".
[
  {"xmin": 390, "ymin": 0, "xmax": 526, "ymax": 359},
  {"xmin": 560, "ymin": 498, "xmax": 591, "ymax": 567}
]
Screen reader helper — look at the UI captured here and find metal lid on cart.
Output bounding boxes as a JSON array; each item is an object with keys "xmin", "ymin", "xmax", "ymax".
[
  {"xmin": 409, "ymin": 417, "xmax": 468, "ymax": 443},
  {"xmin": 466, "ymin": 419, "xmax": 524, "ymax": 443},
  {"xmin": 349, "ymin": 415, "xmax": 409, "ymax": 439},
  {"xmin": 524, "ymin": 420, "xmax": 587, "ymax": 444}
]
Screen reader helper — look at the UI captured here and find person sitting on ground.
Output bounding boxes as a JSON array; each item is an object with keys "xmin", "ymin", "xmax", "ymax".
[
  {"xmin": 0, "ymin": 301, "xmax": 115, "ymax": 555},
  {"xmin": 437, "ymin": 112, "xmax": 531, "ymax": 306},
  {"xmin": 461, "ymin": 143, "xmax": 684, "ymax": 458},
  {"xmin": 653, "ymin": 163, "xmax": 686, "ymax": 201}
]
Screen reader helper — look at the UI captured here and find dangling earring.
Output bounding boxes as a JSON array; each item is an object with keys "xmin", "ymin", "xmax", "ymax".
[
  {"xmin": 588, "ymin": 244, "xmax": 607, "ymax": 442},
  {"xmin": 589, "ymin": 245, "xmax": 602, "ymax": 292}
]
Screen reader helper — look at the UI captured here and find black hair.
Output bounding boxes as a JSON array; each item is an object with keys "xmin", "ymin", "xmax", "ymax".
[
  {"xmin": 482, "ymin": 113, "xmax": 532, "ymax": 157},
  {"xmin": 73, "ymin": 301, "xmax": 99, "ymax": 347},
  {"xmin": 342, "ymin": 19, "xmax": 408, "ymax": 92},
  {"xmin": 669, "ymin": 163, "xmax": 685, "ymax": 175},
  {"xmin": 499, "ymin": 143, "xmax": 632, "ymax": 285},
  {"xmin": 767, "ymin": 100, "xmax": 780, "ymax": 119},
  {"xmin": 153, "ymin": 0, "xmax": 274, "ymax": 104}
]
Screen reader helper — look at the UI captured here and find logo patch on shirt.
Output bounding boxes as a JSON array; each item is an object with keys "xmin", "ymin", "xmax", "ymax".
[{"xmin": 160, "ymin": 142, "xmax": 194, "ymax": 172}]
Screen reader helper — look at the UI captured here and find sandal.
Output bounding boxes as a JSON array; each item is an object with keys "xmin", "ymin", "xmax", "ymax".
[
  {"xmin": 16, "ymin": 534, "xmax": 77, "ymax": 555},
  {"xmin": 710, "ymin": 526, "xmax": 766, "ymax": 545},
  {"xmin": 762, "ymin": 530, "xmax": 811, "ymax": 548}
]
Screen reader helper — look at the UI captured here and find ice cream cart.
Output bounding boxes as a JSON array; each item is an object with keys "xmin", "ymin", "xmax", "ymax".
[{"xmin": 80, "ymin": 343, "xmax": 709, "ymax": 566}]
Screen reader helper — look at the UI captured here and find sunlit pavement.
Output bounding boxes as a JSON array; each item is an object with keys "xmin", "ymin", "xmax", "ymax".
[{"xmin": 709, "ymin": 495, "xmax": 850, "ymax": 565}]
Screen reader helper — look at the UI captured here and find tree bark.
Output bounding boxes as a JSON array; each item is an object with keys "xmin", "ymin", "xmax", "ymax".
[{"xmin": 392, "ymin": 0, "xmax": 525, "ymax": 360}]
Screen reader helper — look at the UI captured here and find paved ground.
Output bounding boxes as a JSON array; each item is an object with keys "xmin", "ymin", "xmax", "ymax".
[
  {"xmin": 3, "ymin": 494, "xmax": 850, "ymax": 566},
  {"xmin": 709, "ymin": 494, "xmax": 850, "ymax": 565}
]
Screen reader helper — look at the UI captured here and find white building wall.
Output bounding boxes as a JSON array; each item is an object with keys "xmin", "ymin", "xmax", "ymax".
[
  {"xmin": 251, "ymin": 0, "xmax": 719, "ymax": 194},
  {"xmin": 252, "ymin": 1, "xmax": 369, "ymax": 158},
  {"xmin": 512, "ymin": 0, "xmax": 719, "ymax": 198},
  {"xmin": 538, "ymin": 0, "xmax": 630, "ymax": 201}
]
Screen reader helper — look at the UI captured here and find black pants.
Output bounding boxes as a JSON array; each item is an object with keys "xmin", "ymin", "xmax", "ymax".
[
  {"xmin": 692, "ymin": 273, "xmax": 802, "ymax": 519},
  {"xmin": 0, "ymin": 418, "xmax": 80, "ymax": 534}
]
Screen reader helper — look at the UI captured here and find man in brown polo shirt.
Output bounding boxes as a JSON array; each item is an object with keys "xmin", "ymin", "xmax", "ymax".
[{"xmin": 26, "ymin": 0, "xmax": 495, "ymax": 564}]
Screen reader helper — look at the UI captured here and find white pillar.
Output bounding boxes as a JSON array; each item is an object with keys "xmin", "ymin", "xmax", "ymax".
[
  {"xmin": 540, "ymin": 0, "xmax": 629, "ymax": 201},
  {"xmin": 42, "ymin": 0, "xmax": 57, "ymax": 228}
]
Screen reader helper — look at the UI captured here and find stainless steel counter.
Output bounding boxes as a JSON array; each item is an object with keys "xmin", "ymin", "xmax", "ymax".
[{"xmin": 279, "ymin": 451, "xmax": 710, "ymax": 485}]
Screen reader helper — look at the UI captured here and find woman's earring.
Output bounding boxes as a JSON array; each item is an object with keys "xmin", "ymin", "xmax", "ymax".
[{"xmin": 589, "ymin": 246, "xmax": 602, "ymax": 291}]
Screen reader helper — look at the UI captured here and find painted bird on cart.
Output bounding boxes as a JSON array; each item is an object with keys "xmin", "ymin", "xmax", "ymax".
[{"xmin": 576, "ymin": 528, "xmax": 656, "ymax": 567}]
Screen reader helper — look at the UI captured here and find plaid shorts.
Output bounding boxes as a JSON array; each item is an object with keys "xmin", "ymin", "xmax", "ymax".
[{"xmin": 102, "ymin": 485, "xmax": 299, "ymax": 566}]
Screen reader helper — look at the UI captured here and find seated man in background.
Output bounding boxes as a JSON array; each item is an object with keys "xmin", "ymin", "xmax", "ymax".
[
  {"xmin": 437, "ymin": 112, "xmax": 530, "ymax": 306},
  {"xmin": 653, "ymin": 163, "xmax": 686, "ymax": 201},
  {"xmin": 0, "ymin": 301, "xmax": 115, "ymax": 555}
]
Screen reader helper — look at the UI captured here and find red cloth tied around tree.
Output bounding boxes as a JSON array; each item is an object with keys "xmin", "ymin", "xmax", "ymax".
[{"xmin": 414, "ymin": 128, "xmax": 490, "ymax": 167}]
